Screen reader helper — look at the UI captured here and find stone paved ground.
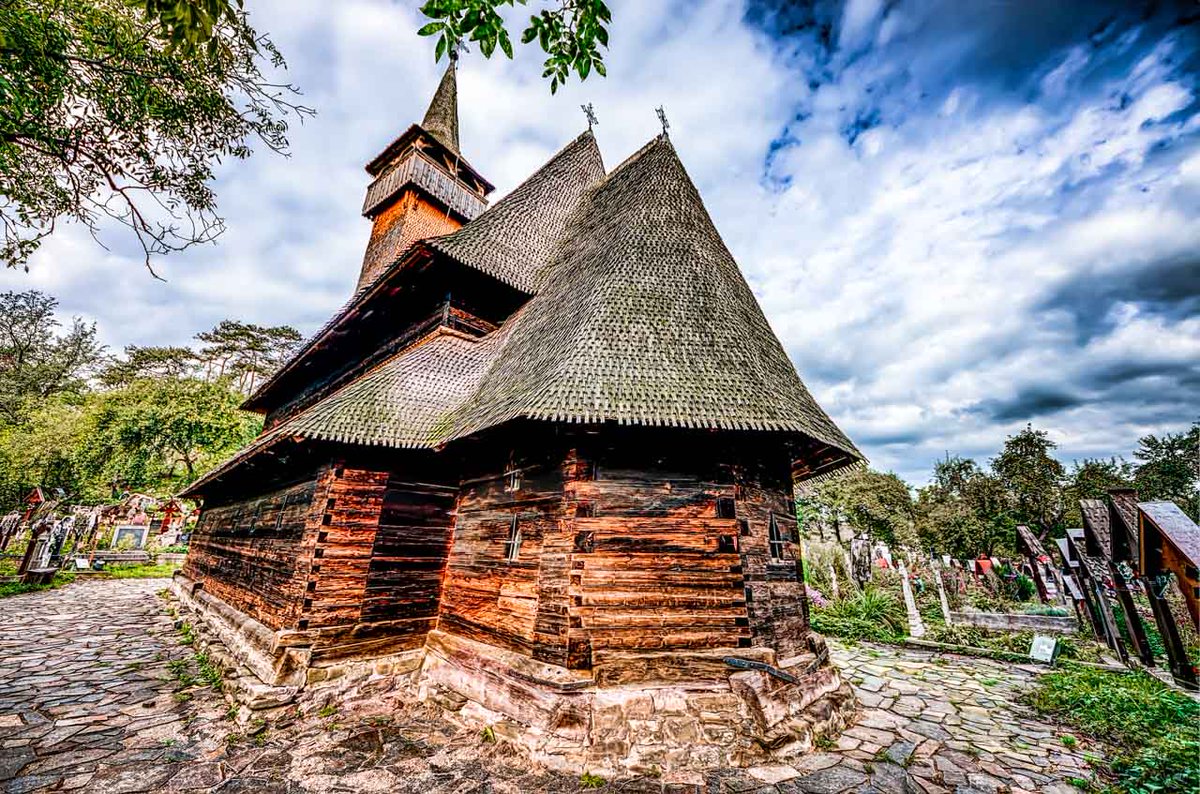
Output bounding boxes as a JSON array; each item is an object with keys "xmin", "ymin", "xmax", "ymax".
[{"xmin": 0, "ymin": 579, "xmax": 1100, "ymax": 793}]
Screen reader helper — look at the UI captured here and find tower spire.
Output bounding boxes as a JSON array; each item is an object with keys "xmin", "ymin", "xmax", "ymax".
[{"xmin": 422, "ymin": 58, "xmax": 460, "ymax": 154}]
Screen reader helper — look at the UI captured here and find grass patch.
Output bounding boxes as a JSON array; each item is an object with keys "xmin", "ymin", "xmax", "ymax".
[
  {"xmin": 923, "ymin": 625, "xmax": 1105, "ymax": 663},
  {"xmin": 102, "ymin": 562, "xmax": 179, "ymax": 579},
  {"xmin": 1025, "ymin": 664, "xmax": 1200, "ymax": 793},
  {"xmin": 178, "ymin": 622, "xmax": 195, "ymax": 646},
  {"xmin": 809, "ymin": 587, "xmax": 907, "ymax": 643},
  {"xmin": 0, "ymin": 570, "xmax": 76, "ymax": 599},
  {"xmin": 579, "ymin": 772, "xmax": 606, "ymax": 789},
  {"xmin": 194, "ymin": 652, "xmax": 222, "ymax": 689}
]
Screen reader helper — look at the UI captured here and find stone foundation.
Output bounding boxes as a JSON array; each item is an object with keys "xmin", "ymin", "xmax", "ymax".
[{"xmin": 171, "ymin": 573, "xmax": 857, "ymax": 775}]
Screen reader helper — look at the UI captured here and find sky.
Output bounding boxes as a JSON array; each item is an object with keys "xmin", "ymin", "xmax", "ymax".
[{"xmin": 4, "ymin": 0, "xmax": 1198, "ymax": 485}]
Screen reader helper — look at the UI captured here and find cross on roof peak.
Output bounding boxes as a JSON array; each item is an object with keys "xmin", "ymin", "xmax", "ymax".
[
  {"xmin": 581, "ymin": 103, "xmax": 598, "ymax": 131},
  {"xmin": 655, "ymin": 106, "xmax": 670, "ymax": 137}
]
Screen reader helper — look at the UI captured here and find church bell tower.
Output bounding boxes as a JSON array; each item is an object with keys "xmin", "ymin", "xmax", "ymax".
[{"xmin": 357, "ymin": 56, "xmax": 494, "ymax": 291}]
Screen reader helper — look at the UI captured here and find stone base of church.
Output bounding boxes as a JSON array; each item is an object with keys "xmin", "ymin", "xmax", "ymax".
[
  {"xmin": 170, "ymin": 573, "xmax": 857, "ymax": 775},
  {"xmin": 417, "ymin": 630, "xmax": 857, "ymax": 776}
]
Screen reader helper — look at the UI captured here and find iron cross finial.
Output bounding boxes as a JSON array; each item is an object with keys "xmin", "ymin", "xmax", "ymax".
[
  {"xmin": 655, "ymin": 105, "xmax": 670, "ymax": 137},
  {"xmin": 581, "ymin": 103, "xmax": 598, "ymax": 131}
]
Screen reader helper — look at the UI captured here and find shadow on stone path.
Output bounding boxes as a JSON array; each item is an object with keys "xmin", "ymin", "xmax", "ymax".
[{"xmin": 0, "ymin": 579, "xmax": 1097, "ymax": 793}]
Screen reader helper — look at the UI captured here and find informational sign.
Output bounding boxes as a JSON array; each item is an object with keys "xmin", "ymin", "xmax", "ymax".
[{"xmin": 1030, "ymin": 634, "xmax": 1057, "ymax": 664}]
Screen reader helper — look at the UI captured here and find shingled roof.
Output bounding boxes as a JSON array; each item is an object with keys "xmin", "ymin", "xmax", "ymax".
[
  {"xmin": 421, "ymin": 60, "xmax": 459, "ymax": 154},
  {"xmin": 1079, "ymin": 499, "xmax": 1112, "ymax": 558},
  {"xmin": 428, "ymin": 131, "xmax": 606, "ymax": 292},
  {"xmin": 449, "ymin": 135, "xmax": 860, "ymax": 458},
  {"xmin": 191, "ymin": 131, "xmax": 862, "ymax": 494}
]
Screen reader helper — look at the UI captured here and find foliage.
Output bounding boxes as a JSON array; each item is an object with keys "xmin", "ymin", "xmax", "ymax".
[
  {"xmin": 1026, "ymin": 665, "xmax": 1200, "ymax": 794},
  {"xmin": 915, "ymin": 456, "xmax": 1014, "ymax": 558},
  {"xmin": 1012, "ymin": 573, "xmax": 1036, "ymax": 602},
  {"xmin": 803, "ymin": 468, "xmax": 916, "ymax": 547},
  {"xmin": 0, "ymin": 377, "xmax": 259, "ymax": 507},
  {"xmin": 101, "ymin": 346, "xmax": 198, "ymax": 386},
  {"xmin": 82, "ymin": 376, "xmax": 260, "ymax": 488},
  {"xmin": 0, "ymin": 291, "xmax": 284, "ymax": 509},
  {"xmin": 809, "ymin": 587, "xmax": 907, "ymax": 643},
  {"xmin": 800, "ymin": 539, "xmax": 855, "ymax": 600},
  {"xmin": 1062, "ymin": 457, "xmax": 1135, "ymax": 527},
  {"xmin": 193, "ymin": 320, "xmax": 301, "ymax": 394},
  {"xmin": 101, "ymin": 319, "xmax": 302, "ymax": 395},
  {"xmin": 0, "ymin": 291, "xmax": 103, "ymax": 424},
  {"xmin": 990, "ymin": 425, "xmax": 1066, "ymax": 540},
  {"xmin": 0, "ymin": 0, "xmax": 309, "ymax": 272},
  {"xmin": 1132, "ymin": 422, "xmax": 1200, "ymax": 520},
  {"xmin": 418, "ymin": 0, "xmax": 610, "ymax": 94}
]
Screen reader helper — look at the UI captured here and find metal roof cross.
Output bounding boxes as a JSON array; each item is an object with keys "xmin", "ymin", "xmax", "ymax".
[
  {"xmin": 581, "ymin": 103, "xmax": 598, "ymax": 131},
  {"xmin": 655, "ymin": 105, "xmax": 670, "ymax": 137}
]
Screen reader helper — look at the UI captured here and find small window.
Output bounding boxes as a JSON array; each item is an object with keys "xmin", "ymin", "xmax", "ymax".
[
  {"xmin": 716, "ymin": 497, "xmax": 736, "ymax": 519},
  {"xmin": 768, "ymin": 514, "xmax": 786, "ymax": 561},
  {"xmin": 504, "ymin": 468, "xmax": 521, "ymax": 492},
  {"xmin": 504, "ymin": 516, "xmax": 522, "ymax": 562}
]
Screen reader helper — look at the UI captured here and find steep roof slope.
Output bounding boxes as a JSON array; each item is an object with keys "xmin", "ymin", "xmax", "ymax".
[
  {"xmin": 428, "ymin": 130, "xmax": 606, "ymax": 292},
  {"xmin": 449, "ymin": 135, "xmax": 859, "ymax": 459},
  {"xmin": 421, "ymin": 60, "xmax": 460, "ymax": 153}
]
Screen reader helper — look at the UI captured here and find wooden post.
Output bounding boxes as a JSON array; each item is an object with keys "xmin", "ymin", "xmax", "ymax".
[
  {"xmin": 1080, "ymin": 557, "xmax": 1128, "ymax": 664},
  {"xmin": 1109, "ymin": 560, "xmax": 1154, "ymax": 667},
  {"xmin": 1143, "ymin": 574, "xmax": 1198, "ymax": 690},
  {"xmin": 828, "ymin": 561, "xmax": 840, "ymax": 600}
]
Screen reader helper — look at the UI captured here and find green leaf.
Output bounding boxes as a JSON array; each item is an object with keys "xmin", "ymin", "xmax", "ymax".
[
  {"xmin": 416, "ymin": 22, "xmax": 443, "ymax": 36},
  {"xmin": 435, "ymin": 35, "xmax": 448, "ymax": 61},
  {"xmin": 499, "ymin": 32, "xmax": 513, "ymax": 59}
]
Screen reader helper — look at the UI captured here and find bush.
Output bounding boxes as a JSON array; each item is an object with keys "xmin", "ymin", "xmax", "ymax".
[
  {"xmin": 1026, "ymin": 665, "xmax": 1200, "ymax": 793},
  {"xmin": 810, "ymin": 587, "xmax": 907, "ymax": 643}
]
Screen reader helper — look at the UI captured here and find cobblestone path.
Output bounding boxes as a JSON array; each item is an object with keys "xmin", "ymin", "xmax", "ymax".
[{"xmin": 0, "ymin": 579, "xmax": 1098, "ymax": 793}]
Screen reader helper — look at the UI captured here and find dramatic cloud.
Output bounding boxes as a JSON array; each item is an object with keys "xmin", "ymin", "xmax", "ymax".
[{"xmin": 3, "ymin": 0, "xmax": 1197, "ymax": 484}]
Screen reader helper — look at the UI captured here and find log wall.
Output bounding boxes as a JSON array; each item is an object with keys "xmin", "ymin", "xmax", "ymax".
[
  {"xmin": 734, "ymin": 466, "xmax": 809, "ymax": 658},
  {"xmin": 360, "ymin": 478, "xmax": 457, "ymax": 638},
  {"xmin": 183, "ymin": 471, "xmax": 329, "ymax": 630},
  {"xmin": 565, "ymin": 458, "xmax": 748, "ymax": 669},
  {"xmin": 439, "ymin": 452, "xmax": 565, "ymax": 659}
]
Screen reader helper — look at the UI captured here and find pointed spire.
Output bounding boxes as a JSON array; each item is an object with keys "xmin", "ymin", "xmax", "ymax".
[{"xmin": 422, "ymin": 58, "xmax": 460, "ymax": 154}]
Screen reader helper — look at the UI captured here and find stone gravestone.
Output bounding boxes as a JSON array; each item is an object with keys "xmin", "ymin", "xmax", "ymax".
[
  {"xmin": 1029, "ymin": 634, "xmax": 1057, "ymax": 664},
  {"xmin": 898, "ymin": 562, "xmax": 926, "ymax": 639}
]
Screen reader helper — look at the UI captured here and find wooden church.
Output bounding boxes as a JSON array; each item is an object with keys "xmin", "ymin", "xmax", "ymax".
[{"xmin": 175, "ymin": 60, "xmax": 862, "ymax": 773}]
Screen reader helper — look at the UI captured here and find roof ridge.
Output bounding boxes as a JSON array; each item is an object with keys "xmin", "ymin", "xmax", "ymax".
[
  {"xmin": 599, "ymin": 133, "xmax": 668, "ymax": 184},
  {"xmin": 425, "ymin": 128, "xmax": 606, "ymax": 292}
]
